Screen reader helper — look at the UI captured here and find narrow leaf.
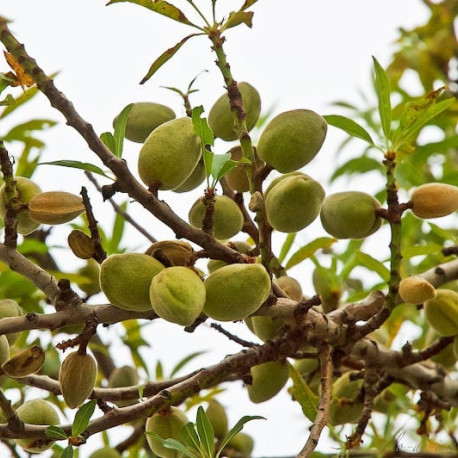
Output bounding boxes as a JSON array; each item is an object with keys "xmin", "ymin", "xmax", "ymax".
[
  {"xmin": 192, "ymin": 106, "xmax": 214, "ymax": 147},
  {"xmin": 72, "ymin": 399, "xmax": 97, "ymax": 437},
  {"xmin": 330, "ymin": 156, "xmax": 385, "ymax": 182},
  {"xmin": 179, "ymin": 423, "xmax": 201, "ymax": 454},
  {"xmin": 107, "ymin": 201, "xmax": 128, "ymax": 254},
  {"xmin": 222, "ymin": 11, "xmax": 254, "ymax": 31},
  {"xmin": 145, "ymin": 432, "xmax": 197, "ymax": 457},
  {"xmin": 288, "ymin": 363, "xmax": 319, "ymax": 421},
  {"xmin": 196, "ymin": 406, "xmax": 214, "ymax": 457},
  {"xmin": 45, "ymin": 425, "xmax": 67, "ymax": 440},
  {"xmin": 372, "ymin": 56, "xmax": 392, "ymax": 140},
  {"xmin": 241, "ymin": 0, "xmax": 258, "ymax": 10},
  {"xmin": 286, "ymin": 237, "xmax": 337, "ymax": 270},
  {"xmin": 61, "ymin": 446, "xmax": 74, "ymax": 458},
  {"xmin": 38, "ymin": 160, "xmax": 112, "ymax": 179},
  {"xmin": 323, "ymin": 114, "xmax": 374, "ymax": 144},
  {"xmin": 278, "ymin": 232, "xmax": 296, "ymax": 264},
  {"xmin": 355, "ymin": 251, "xmax": 390, "ymax": 282},
  {"xmin": 216, "ymin": 415, "xmax": 265, "ymax": 457},
  {"xmin": 140, "ymin": 34, "xmax": 201, "ymax": 84},
  {"xmin": 170, "ymin": 351, "xmax": 205, "ymax": 378},
  {"xmin": 402, "ymin": 243, "xmax": 442, "ymax": 259},
  {"xmin": 100, "ymin": 132, "xmax": 116, "ymax": 154},
  {"xmin": 113, "ymin": 103, "xmax": 133, "ymax": 158}
]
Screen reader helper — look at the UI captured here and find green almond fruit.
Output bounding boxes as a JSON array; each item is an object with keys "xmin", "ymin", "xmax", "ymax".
[
  {"xmin": 247, "ymin": 359, "xmax": 289, "ymax": 403},
  {"xmin": 0, "ymin": 298, "xmax": 23, "ymax": 345},
  {"xmin": 424, "ymin": 288, "xmax": 458, "ymax": 336},
  {"xmin": 398, "ymin": 275, "xmax": 437, "ymax": 304},
  {"xmin": 100, "ymin": 253, "xmax": 165, "ymax": 311},
  {"xmin": 265, "ymin": 173, "xmax": 325, "ymax": 233},
  {"xmin": 320, "ymin": 191, "xmax": 382, "ymax": 239},
  {"xmin": 0, "ymin": 335, "xmax": 10, "ymax": 366},
  {"xmin": 257, "ymin": 109, "xmax": 327, "ymax": 173},
  {"xmin": 204, "ymin": 263, "xmax": 271, "ymax": 321},
  {"xmin": 0, "ymin": 176, "xmax": 42, "ymax": 235},
  {"xmin": 188, "ymin": 195, "xmax": 244, "ymax": 240},
  {"xmin": 28, "ymin": 191, "xmax": 85, "ymax": 225},
  {"xmin": 225, "ymin": 146, "xmax": 251, "ymax": 192},
  {"xmin": 274, "ymin": 276, "xmax": 303, "ymax": 301},
  {"xmin": 207, "ymin": 240, "xmax": 253, "ymax": 273},
  {"xmin": 149, "ymin": 266, "xmax": 206, "ymax": 326},
  {"xmin": 138, "ymin": 117, "xmax": 202, "ymax": 190},
  {"xmin": 173, "ymin": 159, "xmax": 206, "ymax": 193},
  {"xmin": 226, "ymin": 432, "xmax": 255, "ymax": 457},
  {"xmin": 312, "ymin": 268, "xmax": 341, "ymax": 313},
  {"xmin": 145, "ymin": 407, "xmax": 189, "ymax": 458},
  {"xmin": 77, "ymin": 259, "xmax": 101, "ymax": 296},
  {"xmin": 208, "ymin": 82, "xmax": 261, "ymax": 141},
  {"xmin": 14, "ymin": 399, "xmax": 59, "ymax": 453},
  {"xmin": 114, "ymin": 102, "xmax": 176, "ymax": 143},
  {"xmin": 205, "ymin": 399, "xmax": 229, "ymax": 439},
  {"xmin": 328, "ymin": 372, "xmax": 364, "ymax": 425},
  {"xmin": 89, "ymin": 447, "xmax": 122, "ymax": 458},
  {"xmin": 59, "ymin": 351, "xmax": 97, "ymax": 408},
  {"xmin": 108, "ymin": 365, "xmax": 139, "ymax": 407},
  {"xmin": 247, "ymin": 315, "xmax": 283, "ymax": 341},
  {"xmin": 411, "ymin": 183, "xmax": 458, "ymax": 219}
]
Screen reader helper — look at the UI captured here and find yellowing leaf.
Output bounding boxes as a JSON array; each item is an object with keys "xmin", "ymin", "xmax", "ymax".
[{"xmin": 4, "ymin": 51, "xmax": 34, "ymax": 89}]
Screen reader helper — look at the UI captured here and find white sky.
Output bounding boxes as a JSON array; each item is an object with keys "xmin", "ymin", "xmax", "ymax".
[{"xmin": 0, "ymin": 1, "xmax": 431, "ymax": 457}]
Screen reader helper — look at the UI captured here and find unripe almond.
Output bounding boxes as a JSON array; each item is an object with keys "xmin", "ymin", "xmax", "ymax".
[
  {"xmin": 247, "ymin": 360, "xmax": 289, "ymax": 403},
  {"xmin": 208, "ymin": 82, "xmax": 261, "ymax": 141},
  {"xmin": 246, "ymin": 315, "xmax": 283, "ymax": 341},
  {"xmin": 0, "ymin": 335, "xmax": 10, "ymax": 366},
  {"xmin": 77, "ymin": 259, "xmax": 102, "ymax": 296},
  {"xmin": 398, "ymin": 276, "xmax": 437, "ymax": 304},
  {"xmin": 320, "ymin": 191, "xmax": 382, "ymax": 239},
  {"xmin": 424, "ymin": 289, "xmax": 458, "ymax": 336},
  {"xmin": 14, "ymin": 399, "xmax": 59, "ymax": 453},
  {"xmin": 1, "ymin": 345, "xmax": 45, "ymax": 377},
  {"xmin": 225, "ymin": 146, "xmax": 251, "ymax": 192},
  {"xmin": 226, "ymin": 432, "xmax": 255, "ymax": 457},
  {"xmin": 173, "ymin": 159, "xmax": 206, "ymax": 193},
  {"xmin": 149, "ymin": 266, "xmax": 206, "ymax": 326},
  {"xmin": 114, "ymin": 102, "xmax": 175, "ymax": 143},
  {"xmin": 204, "ymin": 263, "xmax": 271, "ymax": 321},
  {"xmin": 59, "ymin": 351, "xmax": 97, "ymax": 408},
  {"xmin": 257, "ymin": 109, "xmax": 327, "ymax": 173},
  {"xmin": 108, "ymin": 365, "xmax": 139, "ymax": 407},
  {"xmin": 274, "ymin": 276, "xmax": 303, "ymax": 301},
  {"xmin": 188, "ymin": 195, "xmax": 244, "ymax": 240},
  {"xmin": 411, "ymin": 183, "xmax": 458, "ymax": 219},
  {"xmin": 28, "ymin": 191, "xmax": 85, "ymax": 225},
  {"xmin": 205, "ymin": 399, "xmax": 229, "ymax": 439},
  {"xmin": 328, "ymin": 372, "xmax": 363, "ymax": 425},
  {"xmin": 100, "ymin": 253, "xmax": 165, "ymax": 311},
  {"xmin": 0, "ymin": 176, "xmax": 42, "ymax": 235},
  {"xmin": 145, "ymin": 240, "xmax": 195, "ymax": 266},
  {"xmin": 90, "ymin": 447, "xmax": 122, "ymax": 458},
  {"xmin": 0, "ymin": 298, "xmax": 23, "ymax": 344},
  {"xmin": 145, "ymin": 407, "xmax": 189, "ymax": 458},
  {"xmin": 138, "ymin": 117, "xmax": 201, "ymax": 190}
]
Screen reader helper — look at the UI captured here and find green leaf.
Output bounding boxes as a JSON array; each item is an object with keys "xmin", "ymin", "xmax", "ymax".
[
  {"xmin": 145, "ymin": 432, "xmax": 197, "ymax": 457},
  {"xmin": 222, "ymin": 11, "xmax": 254, "ymax": 31},
  {"xmin": 100, "ymin": 131, "xmax": 116, "ymax": 154},
  {"xmin": 140, "ymin": 34, "xmax": 202, "ymax": 84},
  {"xmin": 402, "ymin": 243, "xmax": 442, "ymax": 259},
  {"xmin": 288, "ymin": 362, "xmax": 319, "ymax": 421},
  {"xmin": 72, "ymin": 399, "xmax": 97, "ymax": 437},
  {"xmin": 355, "ymin": 251, "xmax": 390, "ymax": 282},
  {"xmin": 0, "ymin": 84, "xmax": 40, "ymax": 119},
  {"xmin": 330, "ymin": 156, "xmax": 385, "ymax": 182},
  {"xmin": 3, "ymin": 119, "xmax": 57, "ymax": 141},
  {"xmin": 155, "ymin": 360, "xmax": 164, "ymax": 380},
  {"xmin": 45, "ymin": 425, "xmax": 68, "ymax": 440},
  {"xmin": 113, "ymin": 103, "xmax": 133, "ymax": 158},
  {"xmin": 61, "ymin": 446, "xmax": 74, "ymax": 458},
  {"xmin": 179, "ymin": 423, "xmax": 201, "ymax": 455},
  {"xmin": 196, "ymin": 406, "xmax": 214, "ymax": 457},
  {"xmin": 170, "ymin": 351, "xmax": 206, "ymax": 378},
  {"xmin": 323, "ymin": 114, "xmax": 374, "ymax": 145},
  {"xmin": 241, "ymin": 0, "xmax": 258, "ymax": 10},
  {"xmin": 372, "ymin": 56, "xmax": 392, "ymax": 141},
  {"xmin": 192, "ymin": 106, "xmax": 214, "ymax": 147},
  {"xmin": 278, "ymin": 233, "xmax": 296, "ymax": 264},
  {"xmin": 107, "ymin": 200, "xmax": 128, "ymax": 254},
  {"xmin": 211, "ymin": 152, "xmax": 232, "ymax": 183},
  {"xmin": 286, "ymin": 237, "xmax": 337, "ymax": 270},
  {"xmin": 38, "ymin": 160, "xmax": 112, "ymax": 179},
  {"xmin": 0, "ymin": 93, "xmax": 15, "ymax": 106},
  {"xmin": 216, "ymin": 415, "xmax": 265, "ymax": 458}
]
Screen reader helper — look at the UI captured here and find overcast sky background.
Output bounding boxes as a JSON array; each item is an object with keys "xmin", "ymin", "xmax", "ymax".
[{"xmin": 0, "ymin": 1, "xmax": 432, "ymax": 456}]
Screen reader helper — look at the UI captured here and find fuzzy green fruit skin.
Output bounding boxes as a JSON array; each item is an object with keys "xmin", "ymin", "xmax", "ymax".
[
  {"xmin": 100, "ymin": 253, "xmax": 165, "ymax": 311},
  {"xmin": 247, "ymin": 360, "xmax": 289, "ymax": 403},
  {"xmin": 274, "ymin": 276, "xmax": 303, "ymax": 301},
  {"xmin": 173, "ymin": 159, "xmax": 206, "ymax": 193},
  {"xmin": 108, "ymin": 365, "xmax": 139, "ymax": 407},
  {"xmin": 204, "ymin": 263, "xmax": 271, "ymax": 322},
  {"xmin": 206, "ymin": 399, "xmax": 229, "ymax": 439},
  {"xmin": 188, "ymin": 195, "xmax": 244, "ymax": 240},
  {"xmin": 77, "ymin": 259, "xmax": 101, "ymax": 296},
  {"xmin": 225, "ymin": 146, "xmax": 251, "ymax": 192},
  {"xmin": 312, "ymin": 268, "xmax": 341, "ymax": 313},
  {"xmin": 257, "ymin": 109, "xmax": 327, "ymax": 173},
  {"xmin": 145, "ymin": 407, "xmax": 188, "ymax": 458},
  {"xmin": 0, "ymin": 298, "xmax": 23, "ymax": 345},
  {"xmin": 115, "ymin": 102, "xmax": 176, "ymax": 143},
  {"xmin": 0, "ymin": 176, "xmax": 42, "ymax": 235},
  {"xmin": 15, "ymin": 399, "xmax": 59, "ymax": 453},
  {"xmin": 208, "ymin": 82, "xmax": 261, "ymax": 141},
  {"xmin": 226, "ymin": 432, "xmax": 254, "ymax": 456},
  {"xmin": 320, "ymin": 191, "xmax": 382, "ymax": 239},
  {"xmin": 149, "ymin": 266, "xmax": 206, "ymax": 326},
  {"xmin": 265, "ymin": 174, "xmax": 325, "ymax": 233},
  {"xmin": 424, "ymin": 289, "xmax": 458, "ymax": 336},
  {"xmin": 138, "ymin": 117, "xmax": 202, "ymax": 190},
  {"xmin": 0, "ymin": 335, "xmax": 10, "ymax": 366},
  {"xmin": 328, "ymin": 372, "xmax": 363, "ymax": 425},
  {"xmin": 89, "ymin": 447, "xmax": 122, "ymax": 458},
  {"xmin": 246, "ymin": 315, "xmax": 282, "ymax": 341}
]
